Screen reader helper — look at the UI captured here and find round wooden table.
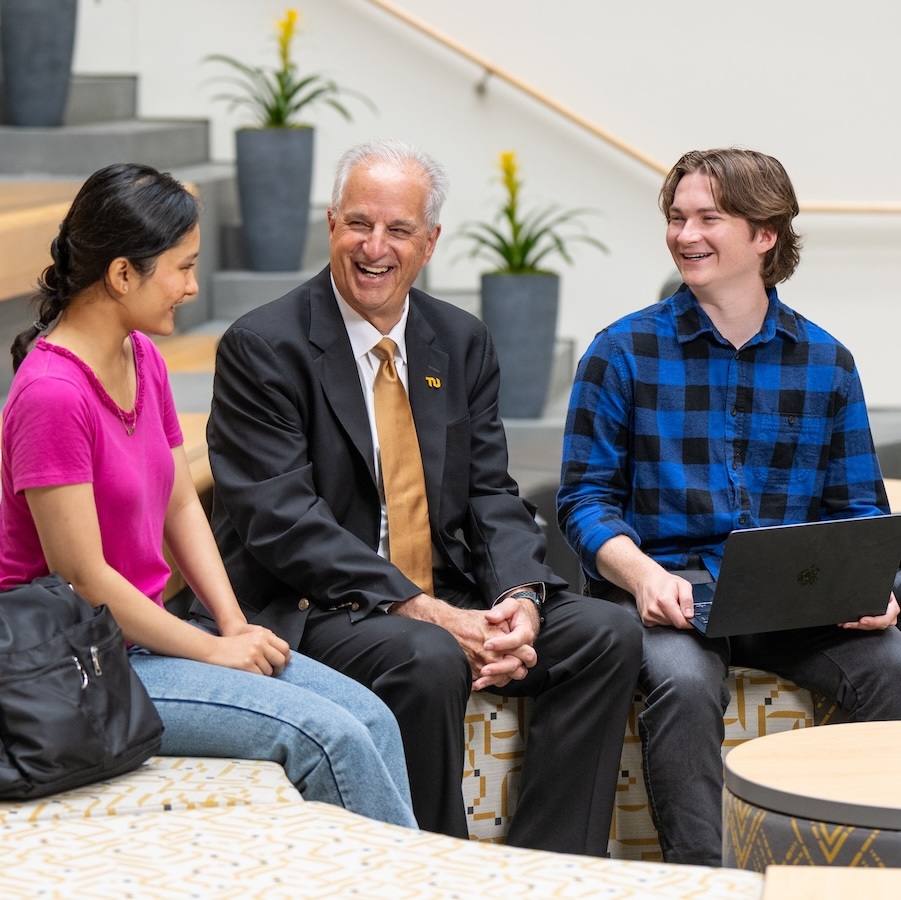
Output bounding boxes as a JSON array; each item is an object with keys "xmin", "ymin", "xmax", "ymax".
[{"xmin": 723, "ymin": 721, "xmax": 901, "ymax": 870}]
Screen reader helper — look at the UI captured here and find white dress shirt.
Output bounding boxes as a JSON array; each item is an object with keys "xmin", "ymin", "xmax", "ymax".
[{"xmin": 332, "ymin": 276, "xmax": 411, "ymax": 563}]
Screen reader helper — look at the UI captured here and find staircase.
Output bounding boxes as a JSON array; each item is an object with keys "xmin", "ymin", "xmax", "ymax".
[
  {"xmin": 0, "ymin": 72, "xmax": 234, "ymax": 382},
  {"xmin": 0, "ymin": 81, "xmax": 207, "ymax": 175}
]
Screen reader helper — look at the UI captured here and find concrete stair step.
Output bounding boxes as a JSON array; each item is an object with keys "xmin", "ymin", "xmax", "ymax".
[
  {"xmin": 209, "ymin": 269, "xmax": 323, "ymax": 321},
  {"xmin": 63, "ymin": 74, "xmax": 138, "ymax": 125},
  {"xmin": 0, "ymin": 73, "xmax": 138, "ymax": 126},
  {"xmin": 546, "ymin": 337, "xmax": 576, "ymax": 414},
  {"xmin": 0, "ymin": 118, "xmax": 210, "ymax": 176}
]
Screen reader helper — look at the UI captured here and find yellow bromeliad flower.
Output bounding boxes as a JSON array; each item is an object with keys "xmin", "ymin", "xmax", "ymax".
[
  {"xmin": 455, "ymin": 150, "xmax": 608, "ymax": 274},
  {"xmin": 277, "ymin": 9, "xmax": 300, "ymax": 73},
  {"xmin": 205, "ymin": 6, "xmax": 372, "ymax": 128},
  {"xmin": 499, "ymin": 151, "xmax": 520, "ymax": 205}
]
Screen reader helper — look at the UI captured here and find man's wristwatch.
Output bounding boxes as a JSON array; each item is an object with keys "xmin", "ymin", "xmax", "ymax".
[{"xmin": 510, "ymin": 588, "xmax": 545, "ymax": 626}]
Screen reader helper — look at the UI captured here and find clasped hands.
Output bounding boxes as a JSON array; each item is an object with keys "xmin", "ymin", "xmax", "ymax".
[{"xmin": 393, "ymin": 593, "xmax": 541, "ymax": 690}]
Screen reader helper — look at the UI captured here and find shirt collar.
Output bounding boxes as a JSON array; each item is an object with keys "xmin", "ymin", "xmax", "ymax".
[
  {"xmin": 672, "ymin": 285, "xmax": 800, "ymax": 347},
  {"xmin": 331, "ymin": 274, "xmax": 411, "ymax": 363}
]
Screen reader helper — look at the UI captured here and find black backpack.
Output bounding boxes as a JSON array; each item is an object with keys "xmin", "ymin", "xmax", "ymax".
[{"xmin": 0, "ymin": 573, "xmax": 164, "ymax": 799}]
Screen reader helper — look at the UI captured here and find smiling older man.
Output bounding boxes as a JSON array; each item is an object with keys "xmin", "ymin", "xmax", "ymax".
[{"xmin": 197, "ymin": 139, "xmax": 641, "ymax": 854}]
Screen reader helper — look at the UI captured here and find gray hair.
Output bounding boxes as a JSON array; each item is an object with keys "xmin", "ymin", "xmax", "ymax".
[{"xmin": 331, "ymin": 139, "xmax": 449, "ymax": 232}]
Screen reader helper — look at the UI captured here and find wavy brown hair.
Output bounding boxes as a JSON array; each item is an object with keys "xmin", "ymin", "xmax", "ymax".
[{"xmin": 659, "ymin": 148, "xmax": 802, "ymax": 288}]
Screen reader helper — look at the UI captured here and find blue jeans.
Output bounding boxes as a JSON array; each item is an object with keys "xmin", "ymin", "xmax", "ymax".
[
  {"xmin": 606, "ymin": 589, "xmax": 901, "ymax": 866},
  {"xmin": 128, "ymin": 646, "xmax": 417, "ymax": 829}
]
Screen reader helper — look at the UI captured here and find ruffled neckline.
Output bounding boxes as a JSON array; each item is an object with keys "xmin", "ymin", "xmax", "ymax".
[{"xmin": 36, "ymin": 333, "xmax": 145, "ymax": 435}]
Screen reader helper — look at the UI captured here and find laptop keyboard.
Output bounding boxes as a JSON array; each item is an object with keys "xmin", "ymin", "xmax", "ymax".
[
  {"xmin": 692, "ymin": 599, "xmax": 713, "ymax": 631},
  {"xmin": 690, "ymin": 582, "xmax": 716, "ymax": 634}
]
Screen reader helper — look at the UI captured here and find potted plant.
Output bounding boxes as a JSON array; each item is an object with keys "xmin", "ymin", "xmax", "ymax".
[
  {"xmin": 456, "ymin": 151, "xmax": 607, "ymax": 418},
  {"xmin": 0, "ymin": 0, "xmax": 79, "ymax": 127},
  {"xmin": 206, "ymin": 8, "xmax": 372, "ymax": 272}
]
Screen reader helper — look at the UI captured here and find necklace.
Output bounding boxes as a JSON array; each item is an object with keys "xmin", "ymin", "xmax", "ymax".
[
  {"xmin": 36, "ymin": 334, "xmax": 145, "ymax": 436},
  {"xmin": 118, "ymin": 408, "xmax": 138, "ymax": 436}
]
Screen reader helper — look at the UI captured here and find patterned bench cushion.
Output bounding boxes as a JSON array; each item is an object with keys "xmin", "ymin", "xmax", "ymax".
[
  {"xmin": 463, "ymin": 693, "xmax": 529, "ymax": 841},
  {"xmin": 0, "ymin": 799, "xmax": 765, "ymax": 899},
  {"xmin": 0, "ymin": 756, "xmax": 297, "ymax": 825}
]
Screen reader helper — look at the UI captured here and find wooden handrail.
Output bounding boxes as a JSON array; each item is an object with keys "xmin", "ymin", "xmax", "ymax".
[
  {"xmin": 798, "ymin": 203, "xmax": 901, "ymax": 215},
  {"xmin": 361, "ymin": 0, "xmax": 901, "ymax": 216},
  {"xmin": 361, "ymin": 0, "xmax": 668, "ymax": 176}
]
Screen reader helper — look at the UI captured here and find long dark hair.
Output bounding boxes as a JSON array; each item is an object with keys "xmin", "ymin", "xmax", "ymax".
[{"xmin": 11, "ymin": 163, "xmax": 200, "ymax": 371}]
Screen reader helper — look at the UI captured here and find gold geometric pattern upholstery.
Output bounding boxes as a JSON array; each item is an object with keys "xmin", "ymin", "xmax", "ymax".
[
  {"xmin": 0, "ymin": 800, "xmax": 766, "ymax": 898},
  {"xmin": 0, "ymin": 756, "xmax": 298, "ymax": 825},
  {"xmin": 723, "ymin": 790, "xmax": 901, "ymax": 871},
  {"xmin": 463, "ymin": 693, "xmax": 531, "ymax": 841},
  {"xmin": 462, "ymin": 667, "xmax": 840, "ymax": 860}
]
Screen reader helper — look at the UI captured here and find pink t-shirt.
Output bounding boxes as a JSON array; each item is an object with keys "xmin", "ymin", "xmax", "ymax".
[{"xmin": 0, "ymin": 332, "xmax": 183, "ymax": 604}]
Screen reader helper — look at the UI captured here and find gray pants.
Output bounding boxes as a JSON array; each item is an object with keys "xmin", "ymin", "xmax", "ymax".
[{"xmin": 597, "ymin": 583, "xmax": 901, "ymax": 866}]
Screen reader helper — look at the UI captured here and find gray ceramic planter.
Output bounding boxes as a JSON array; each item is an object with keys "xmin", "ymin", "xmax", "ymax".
[
  {"xmin": 480, "ymin": 272, "xmax": 560, "ymax": 418},
  {"xmin": 235, "ymin": 126, "xmax": 314, "ymax": 272},
  {"xmin": 0, "ymin": 0, "xmax": 78, "ymax": 127}
]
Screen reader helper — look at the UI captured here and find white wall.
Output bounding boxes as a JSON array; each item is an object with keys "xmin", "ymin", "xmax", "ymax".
[{"xmin": 72, "ymin": 0, "xmax": 901, "ymax": 405}]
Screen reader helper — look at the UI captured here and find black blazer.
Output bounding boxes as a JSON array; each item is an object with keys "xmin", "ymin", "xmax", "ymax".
[{"xmin": 205, "ymin": 267, "xmax": 564, "ymax": 647}]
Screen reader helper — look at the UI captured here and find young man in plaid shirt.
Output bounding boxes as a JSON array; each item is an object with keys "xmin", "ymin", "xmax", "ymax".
[{"xmin": 558, "ymin": 147, "xmax": 901, "ymax": 866}]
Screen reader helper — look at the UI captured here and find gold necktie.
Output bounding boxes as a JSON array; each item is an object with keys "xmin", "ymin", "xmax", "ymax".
[{"xmin": 372, "ymin": 338, "xmax": 434, "ymax": 595}]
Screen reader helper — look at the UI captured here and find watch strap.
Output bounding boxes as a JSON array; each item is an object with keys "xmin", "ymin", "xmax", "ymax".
[{"xmin": 510, "ymin": 588, "xmax": 545, "ymax": 626}]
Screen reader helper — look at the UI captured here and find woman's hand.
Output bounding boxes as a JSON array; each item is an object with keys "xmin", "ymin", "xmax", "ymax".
[{"xmin": 207, "ymin": 623, "xmax": 291, "ymax": 676}]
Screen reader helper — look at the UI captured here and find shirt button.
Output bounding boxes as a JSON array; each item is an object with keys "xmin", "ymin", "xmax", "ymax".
[
  {"xmin": 350, "ymin": 602, "xmax": 360, "ymax": 612},
  {"xmin": 297, "ymin": 598, "xmax": 310, "ymax": 611},
  {"xmin": 738, "ymin": 515, "xmax": 747, "ymax": 525},
  {"xmin": 731, "ymin": 407, "xmax": 737, "ymax": 416}
]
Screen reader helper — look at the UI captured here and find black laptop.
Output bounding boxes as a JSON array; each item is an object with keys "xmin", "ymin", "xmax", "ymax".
[{"xmin": 689, "ymin": 514, "xmax": 901, "ymax": 637}]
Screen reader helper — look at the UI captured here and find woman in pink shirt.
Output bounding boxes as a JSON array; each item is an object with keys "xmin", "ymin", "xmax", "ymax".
[{"xmin": 0, "ymin": 163, "xmax": 416, "ymax": 828}]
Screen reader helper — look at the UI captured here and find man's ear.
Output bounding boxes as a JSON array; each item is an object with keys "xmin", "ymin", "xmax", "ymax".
[
  {"xmin": 106, "ymin": 257, "xmax": 131, "ymax": 294},
  {"xmin": 422, "ymin": 223, "xmax": 441, "ymax": 265},
  {"xmin": 756, "ymin": 226, "xmax": 777, "ymax": 256}
]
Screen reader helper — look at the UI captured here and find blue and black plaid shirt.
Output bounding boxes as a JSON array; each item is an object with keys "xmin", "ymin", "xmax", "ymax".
[{"xmin": 558, "ymin": 286, "xmax": 888, "ymax": 583}]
